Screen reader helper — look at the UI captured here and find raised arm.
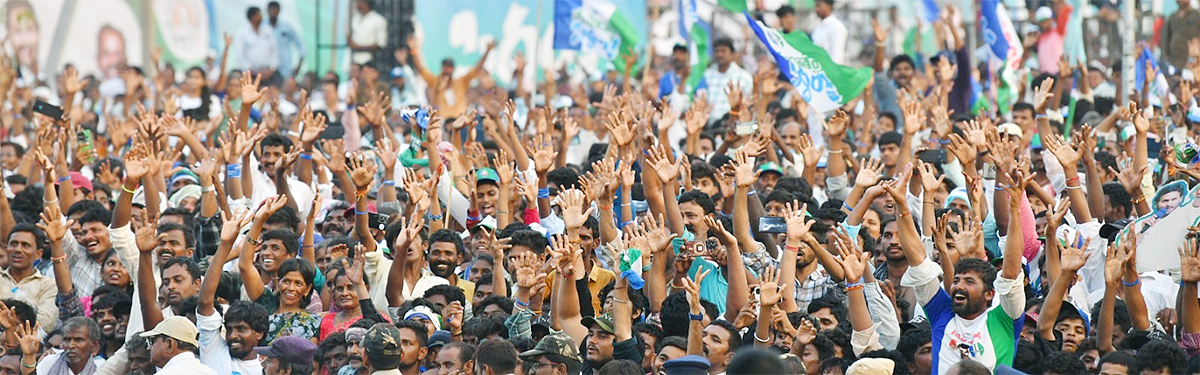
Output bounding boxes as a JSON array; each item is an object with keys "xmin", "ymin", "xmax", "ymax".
[
  {"xmin": 347, "ymin": 154, "xmax": 379, "ymax": 253},
  {"xmin": 683, "ymin": 269, "xmax": 711, "ymax": 356},
  {"xmin": 239, "ymin": 195, "xmax": 288, "ymax": 301},
  {"xmin": 1180, "ymin": 237, "xmax": 1200, "ymax": 346},
  {"xmin": 1038, "ymin": 231, "xmax": 1090, "ymax": 341},
  {"xmin": 1099, "ymin": 238, "xmax": 1133, "ymax": 353},
  {"xmin": 1042, "ymin": 132, "xmax": 1093, "ymax": 223},
  {"xmin": 198, "ymin": 210, "xmax": 253, "ymax": 317}
]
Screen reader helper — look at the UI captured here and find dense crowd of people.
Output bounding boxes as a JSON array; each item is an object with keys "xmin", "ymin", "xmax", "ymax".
[{"xmin": 0, "ymin": 0, "xmax": 1199, "ymax": 374}]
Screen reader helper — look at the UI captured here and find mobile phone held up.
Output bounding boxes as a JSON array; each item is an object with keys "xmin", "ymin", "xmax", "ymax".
[
  {"xmin": 33, "ymin": 100, "xmax": 64, "ymax": 120},
  {"xmin": 759, "ymin": 216, "xmax": 787, "ymax": 233}
]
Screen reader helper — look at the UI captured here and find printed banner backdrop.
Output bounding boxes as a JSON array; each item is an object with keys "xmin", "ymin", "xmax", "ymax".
[
  {"xmin": 413, "ymin": 0, "xmax": 647, "ymax": 86},
  {"xmin": 0, "ymin": 0, "xmax": 348, "ymax": 83},
  {"xmin": 1118, "ymin": 180, "xmax": 1200, "ymax": 273}
]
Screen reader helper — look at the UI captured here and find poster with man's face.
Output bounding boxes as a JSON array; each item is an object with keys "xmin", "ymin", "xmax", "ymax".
[{"xmin": 1120, "ymin": 180, "xmax": 1199, "ymax": 273}]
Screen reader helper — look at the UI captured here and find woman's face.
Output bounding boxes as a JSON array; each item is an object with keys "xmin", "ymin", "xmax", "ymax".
[
  {"xmin": 862, "ymin": 210, "xmax": 882, "ymax": 239},
  {"xmin": 186, "ymin": 70, "xmax": 205, "ymax": 92},
  {"xmin": 277, "ymin": 271, "xmax": 311, "ymax": 308},
  {"xmin": 332, "ymin": 275, "xmax": 359, "ymax": 310},
  {"xmin": 103, "ymin": 254, "xmax": 131, "ymax": 287}
]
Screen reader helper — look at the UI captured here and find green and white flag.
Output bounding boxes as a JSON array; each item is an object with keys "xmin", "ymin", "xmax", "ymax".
[
  {"xmin": 554, "ymin": 0, "xmax": 641, "ymax": 72},
  {"xmin": 744, "ymin": 12, "xmax": 871, "ymax": 113}
]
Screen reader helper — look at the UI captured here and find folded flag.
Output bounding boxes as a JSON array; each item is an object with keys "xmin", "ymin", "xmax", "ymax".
[{"xmin": 743, "ymin": 12, "xmax": 871, "ymax": 113}]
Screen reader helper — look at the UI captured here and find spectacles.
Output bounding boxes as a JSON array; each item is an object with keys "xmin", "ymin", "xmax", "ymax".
[{"xmin": 529, "ymin": 361, "xmax": 561, "ymax": 373}]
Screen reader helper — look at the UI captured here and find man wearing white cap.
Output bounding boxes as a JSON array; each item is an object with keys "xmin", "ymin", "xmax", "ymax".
[{"xmin": 139, "ymin": 316, "xmax": 218, "ymax": 375}]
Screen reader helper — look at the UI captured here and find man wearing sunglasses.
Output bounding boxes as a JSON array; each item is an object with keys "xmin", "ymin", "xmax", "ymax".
[{"xmin": 139, "ymin": 316, "xmax": 217, "ymax": 375}]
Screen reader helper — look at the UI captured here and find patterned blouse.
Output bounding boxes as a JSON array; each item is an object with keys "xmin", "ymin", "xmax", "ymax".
[{"xmin": 269, "ymin": 311, "xmax": 322, "ymax": 342}]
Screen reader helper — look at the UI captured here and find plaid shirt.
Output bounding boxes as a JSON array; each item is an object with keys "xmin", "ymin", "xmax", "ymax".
[
  {"xmin": 793, "ymin": 265, "xmax": 843, "ymax": 311},
  {"xmin": 62, "ymin": 233, "xmax": 104, "ymax": 298},
  {"xmin": 741, "ymin": 242, "xmax": 779, "ymax": 277},
  {"xmin": 56, "ymin": 288, "xmax": 85, "ymax": 322},
  {"xmin": 193, "ymin": 213, "xmax": 222, "ymax": 259}
]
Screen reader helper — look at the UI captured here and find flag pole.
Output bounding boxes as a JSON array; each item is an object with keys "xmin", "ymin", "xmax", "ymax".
[
  {"xmin": 534, "ymin": 0, "xmax": 543, "ymax": 109},
  {"xmin": 1121, "ymin": 0, "xmax": 1135, "ymax": 107}
]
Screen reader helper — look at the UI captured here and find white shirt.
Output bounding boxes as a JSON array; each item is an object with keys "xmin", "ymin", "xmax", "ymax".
[
  {"xmin": 811, "ymin": 14, "xmax": 848, "ymax": 64},
  {"xmin": 700, "ymin": 62, "xmax": 753, "ymax": 121},
  {"xmin": 155, "ymin": 352, "xmax": 218, "ymax": 375},
  {"xmin": 248, "ymin": 157, "xmax": 316, "ymax": 219},
  {"xmin": 236, "ymin": 23, "xmax": 279, "ymax": 72},
  {"xmin": 350, "ymin": 10, "xmax": 388, "ymax": 64},
  {"xmin": 197, "ymin": 310, "xmax": 264, "ymax": 375}
]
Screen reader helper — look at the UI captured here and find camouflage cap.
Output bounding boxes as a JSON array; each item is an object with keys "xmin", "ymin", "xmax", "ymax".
[
  {"xmin": 581, "ymin": 313, "xmax": 615, "ymax": 334},
  {"xmin": 363, "ymin": 323, "xmax": 402, "ymax": 357},
  {"xmin": 519, "ymin": 331, "xmax": 582, "ymax": 363}
]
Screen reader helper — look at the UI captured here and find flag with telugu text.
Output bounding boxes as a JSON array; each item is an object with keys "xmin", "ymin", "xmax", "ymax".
[{"xmin": 743, "ymin": 12, "xmax": 871, "ymax": 113}]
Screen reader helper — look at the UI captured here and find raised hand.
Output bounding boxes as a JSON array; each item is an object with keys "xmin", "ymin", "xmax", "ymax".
[
  {"xmin": 604, "ymin": 110, "xmax": 637, "ymax": 146},
  {"xmin": 832, "ymin": 227, "xmax": 869, "ymax": 282},
  {"xmin": 443, "ymin": 301, "xmax": 465, "ymax": 333},
  {"xmin": 123, "ymin": 144, "xmax": 153, "ymax": 181},
  {"xmin": 300, "ymin": 112, "xmax": 329, "ymax": 145},
  {"xmin": 1104, "ymin": 240, "xmax": 1130, "ymax": 286},
  {"xmin": 241, "ymin": 73, "xmax": 267, "ymax": 105},
  {"xmin": 254, "ymin": 195, "xmax": 290, "ymax": 221},
  {"xmin": 871, "ymin": 19, "xmax": 889, "ymax": 44},
  {"xmin": 1182, "ymin": 236, "xmax": 1200, "ymax": 284},
  {"xmin": 797, "ymin": 134, "xmax": 823, "ymax": 168},
  {"xmin": 916, "ymin": 160, "xmax": 945, "ymax": 194},
  {"xmin": 681, "ymin": 268, "xmax": 711, "ymax": 314},
  {"xmin": 795, "ymin": 318, "xmax": 817, "ymax": 346},
  {"xmin": 558, "ymin": 189, "xmax": 594, "ymax": 230},
  {"xmin": 731, "ymin": 150, "xmax": 759, "ymax": 188},
  {"xmin": 1033, "ymin": 78, "xmax": 1055, "ymax": 113},
  {"xmin": 513, "ymin": 251, "xmax": 546, "ymax": 290},
  {"xmin": 645, "ymin": 144, "xmax": 682, "ymax": 183},
  {"xmin": 825, "ymin": 110, "xmax": 849, "ymax": 138},
  {"xmin": 525, "ymin": 134, "xmax": 559, "ymax": 174},
  {"xmin": 758, "ymin": 266, "xmax": 782, "ymax": 306},
  {"xmin": 375, "ymin": 137, "xmax": 398, "ymax": 172},
  {"xmin": 347, "ymin": 153, "xmax": 378, "ymax": 192},
  {"xmin": 220, "ymin": 208, "xmax": 254, "ymax": 242},
  {"xmin": 62, "ymin": 65, "xmax": 84, "ymax": 95},
  {"xmin": 1046, "ymin": 197, "xmax": 1071, "ymax": 233},
  {"xmin": 1042, "ymin": 132, "xmax": 1081, "ymax": 171},
  {"xmin": 783, "ymin": 201, "xmax": 813, "ymax": 244},
  {"xmin": 855, "ymin": 158, "xmax": 885, "ymax": 187},
  {"xmin": 321, "ymin": 139, "xmax": 347, "ymax": 173},
  {"xmin": 36, "ymin": 204, "xmax": 71, "ymax": 243},
  {"xmin": 14, "ymin": 320, "xmax": 39, "ymax": 357},
  {"xmin": 946, "ymin": 134, "xmax": 976, "ymax": 167},
  {"xmin": 1059, "ymin": 230, "xmax": 1092, "ymax": 273}
]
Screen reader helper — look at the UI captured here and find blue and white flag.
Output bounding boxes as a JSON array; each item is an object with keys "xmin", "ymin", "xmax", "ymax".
[
  {"xmin": 744, "ymin": 12, "xmax": 871, "ymax": 113},
  {"xmin": 1136, "ymin": 46, "xmax": 1170, "ymax": 98},
  {"xmin": 553, "ymin": 0, "xmax": 640, "ymax": 72}
]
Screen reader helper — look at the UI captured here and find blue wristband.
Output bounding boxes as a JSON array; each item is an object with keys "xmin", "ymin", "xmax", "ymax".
[
  {"xmin": 842, "ymin": 203, "xmax": 853, "ymax": 211},
  {"xmin": 1122, "ymin": 279, "xmax": 1140, "ymax": 287},
  {"xmin": 467, "ymin": 215, "xmax": 481, "ymax": 221},
  {"xmin": 514, "ymin": 298, "xmax": 529, "ymax": 307},
  {"xmin": 227, "ymin": 164, "xmax": 243, "ymax": 179},
  {"xmin": 747, "ymin": 189, "xmax": 757, "ymax": 196},
  {"xmin": 688, "ymin": 313, "xmax": 704, "ymax": 321},
  {"xmin": 1035, "ymin": 114, "xmax": 1049, "ymax": 119},
  {"xmin": 355, "ymin": 209, "xmax": 368, "ymax": 215},
  {"xmin": 537, "ymin": 188, "xmax": 551, "ymax": 199},
  {"xmin": 299, "ymin": 152, "xmax": 313, "ymax": 160},
  {"xmin": 383, "ymin": 180, "xmax": 396, "ymax": 186},
  {"xmin": 56, "ymin": 176, "xmax": 70, "ymax": 183},
  {"xmin": 425, "ymin": 212, "xmax": 444, "ymax": 221}
]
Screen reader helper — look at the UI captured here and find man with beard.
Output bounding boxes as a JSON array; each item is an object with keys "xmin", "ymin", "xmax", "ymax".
[
  {"xmin": 898, "ymin": 175, "xmax": 1027, "ymax": 373},
  {"xmin": 339, "ymin": 326, "xmax": 370, "ymax": 375},
  {"xmin": 363, "ymin": 322, "xmax": 426, "ymax": 375},
  {"xmin": 426, "ymin": 230, "xmax": 474, "ymax": 301},
  {"xmin": 90, "ymin": 293, "xmax": 131, "ymax": 358},
  {"xmin": 870, "ymin": 217, "xmax": 916, "ymax": 318},
  {"xmin": 199, "ymin": 253, "xmax": 269, "ymax": 375},
  {"xmin": 321, "ymin": 201, "xmax": 353, "ymax": 238},
  {"xmin": 579, "ymin": 314, "xmax": 642, "ymax": 375},
  {"xmin": 34, "ymin": 317, "xmax": 103, "ymax": 375}
]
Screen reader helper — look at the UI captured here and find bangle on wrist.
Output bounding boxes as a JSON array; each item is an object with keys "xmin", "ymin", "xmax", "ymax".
[
  {"xmin": 753, "ymin": 331, "xmax": 771, "ymax": 343},
  {"xmin": 1122, "ymin": 278, "xmax": 1140, "ymax": 287},
  {"xmin": 247, "ymin": 237, "xmax": 263, "ymax": 246},
  {"xmin": 537, "ymin": 188, "xmax": 551, "ymax": 199},
  {"xmin": 688, "ymin": 313, "xmax": 704, "ymax": 321}
]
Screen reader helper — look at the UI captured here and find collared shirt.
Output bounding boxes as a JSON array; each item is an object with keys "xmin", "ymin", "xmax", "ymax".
[
  {"xmin": 0, "ymin": 268, "xmax": 58, "ymax": 330},
  {"xmin": 545, "ymin": 265, "xmax": 616, "ymax": 313},
  {"xmin": 272, "ymin": 20, "xmax": 306, "ymax": 78},
  {"xmin": 61, "ymin": 228, "xmax": 106, "ymax": 298},
  {"xmin": 811, "ymin": 14, "xmax": 848, "ymax": 64},
  {"xmin": 1163, "ymin": 7, "xmax": 1200, "ymax": 69},
  {"xmin": 793, "ymin": 264, "xmax": 841, "ymax": 312},
  {"xmin": 153, "ymin": 352, "xmax": 217, "ymax": 375},
  {"xmin": 236, "ymin": 23, "xmax": 278, "ymax": 72},
  {"xmin": 193, "ymin": 213, "xmax": 222, "ymax": 259},
  {"xmin": 197, "ymin": 310, "xmax": 264, "ymax": 375},
  {"xmin": 701, "ymin": 62, "xmax": 753, "ymax": 120},
  {"xmin": 350, "ymin": 10, "xmax": 388, "ymax": 64}
]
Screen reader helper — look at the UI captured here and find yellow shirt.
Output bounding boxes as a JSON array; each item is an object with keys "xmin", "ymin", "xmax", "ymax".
[
  {"xmin": 544, "ymin": 265, "xmax": 617, "ymax": 313},
  {"xmin": 451, "ymin": 277, "xmax": 476, "ymax": 303}
]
